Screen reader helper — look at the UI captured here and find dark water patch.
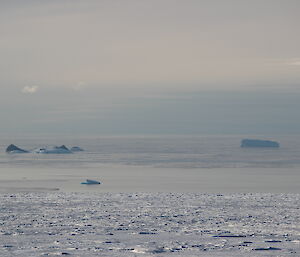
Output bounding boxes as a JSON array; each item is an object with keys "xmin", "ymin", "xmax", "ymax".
[
  {"xmin": 213, "ymin": 234, "xmax": 246, "ymax": 238},
  {"xmin": 139, "ymin": 231, "xmax": 156, "ymax": 235},
  {"xmin": 254, "ymin": 247, "xmax": 282, "ymax": 251},
  {"xmin": 3, "ymin": 245, "xmax": 13, "ymax": 248}
]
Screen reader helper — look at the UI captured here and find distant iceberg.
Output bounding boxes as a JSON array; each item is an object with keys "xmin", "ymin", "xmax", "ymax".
[
  {"xmin": 70, "ymin": 146, "xmax": 84, "ymax": 152},
  {"xmin": 5, "ymin": 144, "xmax": 84, "ymax": 154},
  {"xmin": 241, "ymin": 139, "xmax": 279, "ymax": 148},
  {"xmin": 33, "ymin": 145, "xmax": 72, "ymax": 154},
  {"xmin": 81, "ymin": 179, "xmax": 101, "ymax": 185},
  {"xmin": 6, "ymin": 144, "xmax": 29, "ymax": 153}
]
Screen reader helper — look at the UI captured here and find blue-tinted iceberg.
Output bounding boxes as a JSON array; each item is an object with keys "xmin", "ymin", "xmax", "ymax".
[
  {"xmin": 33, "ymin": 145, "xmax": 72, "ymax": 154},
  {"xmin": 241, "ymin": 139, "xmax": 279, "ymax": 148},
  {"xmin": 5, "ymin": 144, "xmax": 85, "ymax": 154},
  {"xmin": 6, "ymin": 144, "xmax": 29, "ymax": 153},
  {"xmin": 81, "ymin": 179, "xmax": 101, "ymax": 185}
]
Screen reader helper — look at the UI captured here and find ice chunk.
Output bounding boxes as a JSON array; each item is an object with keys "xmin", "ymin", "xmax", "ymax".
[{"xmin": 81, "ymin": 179, "xmax": 101, "ymax": 185}]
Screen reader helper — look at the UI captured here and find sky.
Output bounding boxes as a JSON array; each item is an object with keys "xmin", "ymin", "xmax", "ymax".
[{"xmin": 1, "ymin": 0, "xmax": 300, "ymax": 135}]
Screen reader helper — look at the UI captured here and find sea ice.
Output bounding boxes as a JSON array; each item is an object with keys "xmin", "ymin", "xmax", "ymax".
[{"xmin": 0, "ymin": 193, "xmax": 299, "ymax": 256}]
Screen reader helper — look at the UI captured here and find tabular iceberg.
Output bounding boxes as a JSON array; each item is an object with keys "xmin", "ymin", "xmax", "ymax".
[{"xmin": 241, "ymin": 139, "xmax": 280, "ymax": 148}]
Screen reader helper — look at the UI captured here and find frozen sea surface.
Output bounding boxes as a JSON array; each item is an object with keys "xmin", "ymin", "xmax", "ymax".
[{"xmin": 1, "ymin": 192, "xmax": 300, "ymax": 256}]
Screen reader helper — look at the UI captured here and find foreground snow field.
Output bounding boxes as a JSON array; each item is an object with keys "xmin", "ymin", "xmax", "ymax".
[{"xmin": 1, "ymin": 193, "xmax": 299, "ymax": 256}]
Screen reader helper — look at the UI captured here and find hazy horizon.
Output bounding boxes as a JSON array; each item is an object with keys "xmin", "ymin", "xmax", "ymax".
[{"xmin": 1, "ymin": 0, "xmax": 300, "ymax": 135}]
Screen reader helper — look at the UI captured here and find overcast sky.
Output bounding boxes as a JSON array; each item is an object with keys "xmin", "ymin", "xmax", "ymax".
[{"xmin": 1, "ymin": 0, "xmax": 300, "ymax": 135}]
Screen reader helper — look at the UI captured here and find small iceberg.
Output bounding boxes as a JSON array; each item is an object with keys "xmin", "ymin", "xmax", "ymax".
[
  {"xmin": 71, "ymin": 146, "xmax": 84, "ymax": 152},
  {"xmin": 6, "ymin": 144, "xmax": 29, "ymax": 153},
  {"xmin": 81, "ymin": 179, "xmax": 101, "ymax": 185}
]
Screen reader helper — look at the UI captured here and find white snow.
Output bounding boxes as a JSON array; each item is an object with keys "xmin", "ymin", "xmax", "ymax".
[{"xmin": 0, "ymin": 192, "xmax": 299, "ymax": 256}]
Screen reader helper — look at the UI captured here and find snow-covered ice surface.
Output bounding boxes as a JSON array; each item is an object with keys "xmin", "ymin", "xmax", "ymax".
[{"xmin": 1, "ymin": 192, "xmax": 300, "ymax": 256}]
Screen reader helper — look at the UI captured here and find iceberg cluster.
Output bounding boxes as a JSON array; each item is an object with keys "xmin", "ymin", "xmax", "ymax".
[{"xmin": 6, "ymin": 144, "xmax": 84, "ymax": 154}]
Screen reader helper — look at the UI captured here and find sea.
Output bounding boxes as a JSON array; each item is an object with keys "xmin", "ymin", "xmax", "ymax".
[{"xmin": 0, "ymin": 134, "xmax": 300, "ymax": 193}]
